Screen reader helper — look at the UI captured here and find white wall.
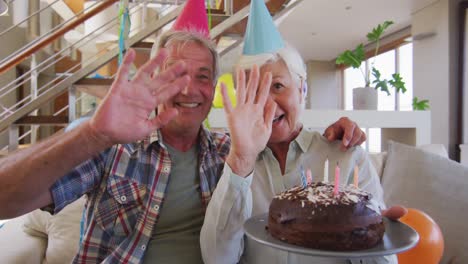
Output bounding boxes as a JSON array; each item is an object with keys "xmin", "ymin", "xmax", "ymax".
[
  {"xmin": 464, "ymin": 8, "xmax": 468, "ymax": 143},
  {"xmin": 412, "ymin": 0, "xmax": 463, "ymax": 159},
  {"xmin": 306, "ymin": 60, "xmax": 341, "ymax": 109}
]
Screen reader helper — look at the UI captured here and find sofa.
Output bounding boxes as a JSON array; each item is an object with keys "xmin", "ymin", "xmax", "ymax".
[{"xmin": 0, "ymin": 141, "xmax": 467, "ymax": 264}]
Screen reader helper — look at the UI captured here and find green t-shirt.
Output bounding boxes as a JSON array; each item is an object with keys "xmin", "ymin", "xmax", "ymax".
[{"xmin": 142, "ymin": 144, "xmax": 204, "ymax": 264}]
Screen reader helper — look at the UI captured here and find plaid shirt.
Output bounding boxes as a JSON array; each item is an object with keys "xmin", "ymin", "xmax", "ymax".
[{"xmin": 50, "ymin": 127, "xmax": 230, "ymax": 264}]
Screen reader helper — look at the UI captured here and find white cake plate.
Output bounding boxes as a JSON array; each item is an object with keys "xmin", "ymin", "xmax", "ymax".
[{"xmin": 243, "ymin": 214, "xmax": 419, "ymax": 258}]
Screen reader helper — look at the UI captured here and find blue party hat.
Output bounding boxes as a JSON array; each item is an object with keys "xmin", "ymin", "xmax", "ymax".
[{"xmin": 243, "ymin": 0, "xmax": 285, "ymax": 55}]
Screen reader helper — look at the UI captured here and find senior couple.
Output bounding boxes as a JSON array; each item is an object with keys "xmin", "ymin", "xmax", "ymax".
[{"xmin": 0, "ymin": 0, "xmax": 404, "ymax": 263}]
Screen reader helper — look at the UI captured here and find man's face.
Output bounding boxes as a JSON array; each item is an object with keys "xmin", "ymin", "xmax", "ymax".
[{"xmin": 158, "ymin": 41, "xmax": 215, "ymax": 133}]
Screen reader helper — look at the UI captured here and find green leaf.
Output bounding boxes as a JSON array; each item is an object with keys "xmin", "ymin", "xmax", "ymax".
[
  {"xmin": 372, "ymin": 68, "xmax": 390, "ymax": 95},
  {"xmin": 371, "ymin": 67, "xmax": 381, "ymax": 79},
  {"xmin": 373, "ymin": 79, "xmax": 390, "ymax": 95},
  {"xmin": 367, "ymin": 21, "xmax": 394, "ymax": 42},
  {"xmin": 336, "ymin": 44, "xmax": 365, "ymax": 68},
  {"xmin": 412, "ymin": 97, "xmax": 430, "ymax": 110},
  {"xmin": 389, "ymin": 73, "xmax": 407, "ymax": 93}
]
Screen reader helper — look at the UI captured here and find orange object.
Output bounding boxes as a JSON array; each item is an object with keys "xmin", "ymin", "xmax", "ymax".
[{"xmin": 398, "ymin": 208, "xmax": 444, "ymax": 264}]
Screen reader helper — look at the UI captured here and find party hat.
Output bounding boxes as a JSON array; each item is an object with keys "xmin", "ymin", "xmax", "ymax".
[
  {"xmin": 172, "ymin": 0, "xmax": 210, "ymax": 38},
  {"xmin": 243, "ymin": 0, "xmax": 285, "ymax": 55}
]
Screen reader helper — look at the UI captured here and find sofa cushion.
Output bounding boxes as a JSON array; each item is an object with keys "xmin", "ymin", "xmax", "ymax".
[
  {"xmin": 0, "ymin": 214, "xmax": 47, "ymax": 264},
  {"xmin": 22, "ymin": 196, "xmax": 86, "ymax": 264},
  {"xmin": 418, "ymin": 143, "xmax": 449, "ymax": 158},
  {"xmin": 23, "ymin": 209, "xmax": 52, "ymax": 238},
  {"xmin": 369, "ymin": 152, "xmax": 387, "ymax": 181},
  {"xmin": 382, "ymin": 141, "xmax": 468, "ymax": 264},
  {"xmin": 45, "ymin": 196, "xmax": 85, "ymax": 264}
]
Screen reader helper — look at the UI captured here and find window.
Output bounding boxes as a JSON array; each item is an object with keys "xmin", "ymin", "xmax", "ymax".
[{"xmin": 343, "ymin": 43, "xmax": 413, "ymax": 152}]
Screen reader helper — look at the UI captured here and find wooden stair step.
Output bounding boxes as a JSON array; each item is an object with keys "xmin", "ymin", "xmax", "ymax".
[
  {"xmin": 74, "ymin": 78, "xmax": 113, "ymax": 99},
  {"xmin": 15, "ymin": 116, "xmax": 69, "ymax": 125},
  {"xmin": 75, "ymin": 78, "xmax": 114, "ymax": 86},
  {"xmin": 133, "ymin": 41, "xmax": 154, "ymax": 51}
]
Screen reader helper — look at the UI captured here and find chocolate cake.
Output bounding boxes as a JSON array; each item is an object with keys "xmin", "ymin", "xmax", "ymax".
[{"xmin": 268, "ymin": 182, "xmax": 384, "ymax": 251}]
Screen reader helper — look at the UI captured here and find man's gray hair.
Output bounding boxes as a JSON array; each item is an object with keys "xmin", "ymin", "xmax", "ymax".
[{"xmin": 151, "ymin": 30, "xmax": 220, "ymax": 85}]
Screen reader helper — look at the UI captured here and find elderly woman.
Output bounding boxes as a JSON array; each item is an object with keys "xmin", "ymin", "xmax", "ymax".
[{"xmin": 200, "ymin": 42, "xmax": 403, "ymax": 264}]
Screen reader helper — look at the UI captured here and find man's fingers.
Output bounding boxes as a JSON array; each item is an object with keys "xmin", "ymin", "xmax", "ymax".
[
  {"xmin": 152, "ymin": 60, "xmax": 188, "ymax": 86},
  {"xmin": 153, "ymin": 75, "xmax": 191, "ymax": 105},
  {"xmin": 221, "ymin": 82, "xmax": 233, "ymax": 113},
  {"xmin": 256, "ymin": 72, "xmax": 272, "ymax": 107},
  {"xmin": 134, "ymin": 48, "xmax": 169, "ymax": 81},
  {"xmin": 114, "ymin": 49, "xmax": 136, "ymax": 85},
  {"xmin": 245, "ymin": 65, "xmax": 260, "ymax": 103},
  {"xmin": 149, "ymin": 108, "xmax": 179, "ymax": 130}
]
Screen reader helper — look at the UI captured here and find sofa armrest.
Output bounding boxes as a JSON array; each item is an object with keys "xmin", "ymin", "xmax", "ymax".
[{"xmin": 0, "ymin": 214, "xmax": 47, "ymax": 264}]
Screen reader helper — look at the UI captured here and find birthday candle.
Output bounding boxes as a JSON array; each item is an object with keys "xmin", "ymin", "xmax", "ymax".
[
  {"xmin": 323, "ymin": 158, "xmax": 329, "ymax": 183},
  {"xmin": 334, "ymin": 162, "xmax": 340, "ymax": 196},
  {"xmin": 306, "ymin": 169, "xmax": 313, "ymax": 185},
  {"xmin": 353, "ymin": 165, "xmax": 359, "ymax": 188}
]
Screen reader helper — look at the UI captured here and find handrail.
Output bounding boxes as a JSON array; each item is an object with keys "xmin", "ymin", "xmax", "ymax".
[
  {"xmin": 0, "ymin": 2, "xmax": 154, "ymax": 121},
  {"xmin": 0, "ymin": 0, "xmax": 101, "ymax": 66},
  {"xmin": 0, "ymin": 0, "xmax": 62, "ymax": 37},
  {"xmin": 0, "ymin": 0, "xmax": 118, "ymax": 74},
  {"xmin": 0, "ymin": 4, "xmax": 183, "ymax": 132},
  {"xmin": 0, "ymin": 1, "xmax": 133, "ymax": 99},
  {"xmin": 0, "ymin": 0, "xmax": 304, "ymax": 151}
]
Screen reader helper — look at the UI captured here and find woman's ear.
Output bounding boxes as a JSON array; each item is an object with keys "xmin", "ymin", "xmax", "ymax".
[{"xmin": 299, "ymin": 79, "xmax": 307, "ymax": 104}]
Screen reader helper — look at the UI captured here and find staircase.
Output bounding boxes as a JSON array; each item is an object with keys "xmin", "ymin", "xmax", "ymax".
[{"xmin": 0, "ymin": 0, "xmax": 303, "ymax": 155}]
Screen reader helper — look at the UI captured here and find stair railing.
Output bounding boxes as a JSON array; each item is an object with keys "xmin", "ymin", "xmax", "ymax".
[
  {"xmin": 0, "ymin": 0, "xmax": 118, "ymax": 74},
  {"xmin": 0, "ymin": 0, "xmax": 303, "ymax": 153}
]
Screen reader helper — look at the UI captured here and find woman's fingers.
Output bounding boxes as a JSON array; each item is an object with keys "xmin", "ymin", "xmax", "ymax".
[
  {"xmin": 382, "ymin": 205, "xmax": 408, "ymax": 221},
  {"xmin": 236, "ymin": 67, "xmax": 246, "ymax": 104},
  {"xmin": 264, "ymin": 98, "xmax": 277, "ymax": 128},
  {"xmin": 255, "ymin": 72, "xmax": 272, "ymax": 107},
  {"xmin": 245, "ymin": 65, "xmax": 260, "ymax": 103}
]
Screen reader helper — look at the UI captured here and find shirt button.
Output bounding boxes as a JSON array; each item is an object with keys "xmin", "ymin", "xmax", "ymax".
[
  {"xmin": 163, "ymin": 166, "xmax": 170, "ymax": 173},
  {"xmin": 141, "ymin": 245, "xmax": 146, "ymax": 251},
  {"xmin": 120, "ymin": 195, "xmax": 127, "ymax": 202},
  {"xmin": 153, "ymin": 205, "xmax": 160, "ymax": 211}
]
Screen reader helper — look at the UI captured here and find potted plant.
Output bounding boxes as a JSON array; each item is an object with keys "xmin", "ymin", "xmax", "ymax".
[{"xmin": 336, "ymin": 21, "xmax": 429, "ymax": 110}]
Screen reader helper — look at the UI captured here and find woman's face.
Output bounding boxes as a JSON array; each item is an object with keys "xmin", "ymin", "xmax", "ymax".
[{"xmin": 259, "ymin": 59, "xmax": 303, "ymax": 145}]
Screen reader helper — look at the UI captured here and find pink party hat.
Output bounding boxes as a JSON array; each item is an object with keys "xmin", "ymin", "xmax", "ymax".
[{"xmin": 172, "ymin": 0, "xmax": 210, "ymax": 38}]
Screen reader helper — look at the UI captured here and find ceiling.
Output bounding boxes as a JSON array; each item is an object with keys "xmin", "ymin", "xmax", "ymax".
[{"xmin": 277, "ymin": 0, "xmax": 439, "ymax": 61}]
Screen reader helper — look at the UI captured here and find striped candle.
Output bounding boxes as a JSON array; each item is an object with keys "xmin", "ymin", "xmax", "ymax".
[
  {"xmin": 334, "ymin": 162, "xmax": 340, "ymax": 196},
  {"xmin": 306, "ymin": 169, "xmax": 313, "ymax": 185},
  {"xmin": 353, "ymin": 165, "xmax": 359, "ymax": 188}
]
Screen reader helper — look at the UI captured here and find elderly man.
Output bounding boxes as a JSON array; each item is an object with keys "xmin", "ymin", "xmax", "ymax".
[{"xmin": 0, "ymin": 4, "xmax": 365, "ymax": 264}]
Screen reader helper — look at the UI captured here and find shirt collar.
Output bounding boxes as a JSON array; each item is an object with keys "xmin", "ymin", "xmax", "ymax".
[
  {"xmin": 294, "ymin": 127, "xmax": 313, "ymax": 153},
  {"xmin": 125, "ymin": 126, "xmax": 215, "ymax": 154},
  {"xmin": 259, "ymin": 125, "xmax": 312, "ymax": 159}
]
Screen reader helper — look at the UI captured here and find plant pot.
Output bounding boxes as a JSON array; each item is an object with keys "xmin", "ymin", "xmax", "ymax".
[{"xmin": 353, "ymin": 87, "xmax": 378, "ymax": 110}]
